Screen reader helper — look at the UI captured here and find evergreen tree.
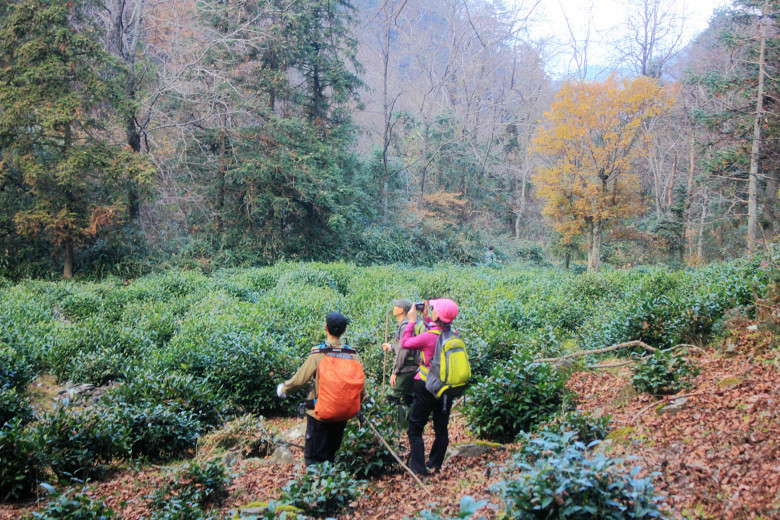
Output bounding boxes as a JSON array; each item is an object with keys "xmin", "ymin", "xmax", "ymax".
[
  {"xmin": 0, "ymin": 0, "xmax": 153, "ymax": 278},
  {"xmin": 689, "ymin": 0, "xmax": 780, "ymax": 252},
  {"xmin": 182, "ymin": 0, "xmax": 365, "ymax": 262}
]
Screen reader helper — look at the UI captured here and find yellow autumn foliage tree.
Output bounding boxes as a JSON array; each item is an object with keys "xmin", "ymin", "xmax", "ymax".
[{"xmin": 532, "ymin": 75, "xmax": 675, "ymax": 271}]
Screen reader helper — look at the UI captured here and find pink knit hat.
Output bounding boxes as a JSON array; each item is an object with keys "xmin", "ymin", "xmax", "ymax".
[{"xmin": 429, "ymin": 298, "xmax": 459, "ymax": 323}]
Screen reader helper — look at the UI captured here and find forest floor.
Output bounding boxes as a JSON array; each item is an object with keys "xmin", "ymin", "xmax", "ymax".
[{"xmin": 1, "ymin": 329, "xmax": 778, "ymax": 520}]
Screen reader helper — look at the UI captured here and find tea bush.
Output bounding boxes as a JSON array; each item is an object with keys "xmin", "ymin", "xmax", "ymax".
[
  {"xmin": 495, "ymin": 433, "xmax": 666, "ymax": 520},
  {"xmin": 0, "ymin": 388, "xmax": 34, "ymax": 427},
  {"xmin": 102, "ymin": 371, "xmax": 228, "ymax": 430},
  {"xmin": 536, "ymin": 411, "xmax": 612, "ymax": 447},
  {"xmin": 408, "ymin": 496, "xmax": 489, "ymax": 520},
  {"xmin": 336, "ymin": 390, "xmax": 403, "ymax": 479},
  {"xmin": 632, "ymin": 350, "xmax": 700, "ymax": 395},
  {"xmin": 34, "ymin": 407, "xmax": 129, "ymax": 481},
  {"xmin": 25, "ymin": 492, "xmax": 116, "ymax": 520},
  {"xmin": 0, "ymin": 419, "xmax": 45, "ymax": 501},
  {"xmin": 280, "ymin": 462, "xmax": 365, "ymax": 518},
  {"xmin": 46, "ymin": 319, "xmax": 155, "ymax": 385},
  {"xmin": 149, "ymin": 459, "xmax": 232, "ymax": 517},
  {"xmin": 464, "ymin": 355, "xmax": 573, "ymax": 443},
  {"xmin": 0, "ymin": 345, "xmax": 37, "ymax": 391},
  {"xmin": 105, "ymin": 402, "xmax": 201, "ymax": 461}
]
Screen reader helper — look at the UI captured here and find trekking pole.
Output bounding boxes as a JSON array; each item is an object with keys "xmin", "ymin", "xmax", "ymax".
[
  {"xmin": 362, "ymin": 414, "xmax": 432, "ymax": 497},
  {"xmin": 383, "ymin": 309, "xmax": 389, "ymax": 391}
]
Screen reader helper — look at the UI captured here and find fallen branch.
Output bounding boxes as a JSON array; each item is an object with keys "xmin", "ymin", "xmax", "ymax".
[
  {"xmin": 631, "ymin": 391, "xmax": 704, "ymax": 424},
  {"xmin": 588, "ymin": 361, "xmax": 636, "ymax": 369},
  {"xmin": 536, "ymin": 340, "xmax": 658, "ymax": 363}
]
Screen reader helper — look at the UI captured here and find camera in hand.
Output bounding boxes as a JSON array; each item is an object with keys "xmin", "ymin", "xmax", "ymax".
[{"xmin": 415, "ymin": 302, "xmax": 425, "ymax": 311}]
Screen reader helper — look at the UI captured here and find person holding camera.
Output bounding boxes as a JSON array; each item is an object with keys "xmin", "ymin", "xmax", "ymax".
[
  {"xmin": 400, "ymin": 298, "xmax": 460, "ymax": 476},
  {"xmin": 382, "ymin": 299, "xmax": 426, "ymax": 424}
]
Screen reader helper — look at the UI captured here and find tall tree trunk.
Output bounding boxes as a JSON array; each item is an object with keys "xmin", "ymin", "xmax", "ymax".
[
  {"xmin": 515, "ymin": 155, "xmax": 528, "ymax": 239},
  {"xmin": 685, "ymin": 133, "xmax": 696, "ymax": 263},
  {"xmin": 697, "ymin": 193, "xmax": 708, "ymax": 263},
  {"xmin": 380, "ymin": 7, "xmax": 391, "ymax": 225},
  {"xmin": 585, "ymin": 219, "xmax": 602, "ymax": 272},
  {"xmin": 747, "ymin": 0, "xmax": 768, "ymax": 254},
  {"xmin": 418, "ymin": 123, "xmax": 430, "ymax": 209},
  {"xmin": 63, "ymin": 239, "xmax": 74, "ymax": 279}
]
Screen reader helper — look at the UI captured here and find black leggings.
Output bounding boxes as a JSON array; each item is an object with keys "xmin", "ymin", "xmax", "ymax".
[{"xmin": 406, "ymin": 379, "xmax": 454, "ymax": 475}]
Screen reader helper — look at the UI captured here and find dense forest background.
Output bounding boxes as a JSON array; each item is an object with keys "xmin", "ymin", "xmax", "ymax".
[{"xmin": 0, "ymin": 0, "xmax": 778, "ymax": 278}]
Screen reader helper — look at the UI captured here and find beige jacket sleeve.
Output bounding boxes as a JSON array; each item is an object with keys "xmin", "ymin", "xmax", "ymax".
[{"xmin": 282, "ymin": 353, "xmax": 324, "ymax": 400}]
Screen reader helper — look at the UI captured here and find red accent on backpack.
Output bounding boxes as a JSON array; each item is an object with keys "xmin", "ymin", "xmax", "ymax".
[{"xmin": 314, "ymin": 355, "xmax": 365, "ymax": 422}]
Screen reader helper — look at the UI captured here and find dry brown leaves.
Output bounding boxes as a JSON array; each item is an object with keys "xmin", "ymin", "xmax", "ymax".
[
  {"xmin": 570, "ymin": 335, "xmax": 780, "ymax": 520},
  {"xmin": 2, "ymin": 336, "xmax": 778, "ymax": 520}
]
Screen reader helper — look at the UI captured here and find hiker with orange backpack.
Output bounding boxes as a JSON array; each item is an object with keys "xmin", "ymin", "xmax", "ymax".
[
  {"xmin": 400, "ymin": 298, "xmax": 470, "ymax": 476},
  {"xmin": 276, "ymin": 312, "xmax": 366, "ymax": 466}
]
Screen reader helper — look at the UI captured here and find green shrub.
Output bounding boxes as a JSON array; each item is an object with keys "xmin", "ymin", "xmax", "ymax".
[
  {"xmin": 105, "ymin": 402, "xmax": 202, "ymax": 461},
  {"xmin": 120, "ymin": 300, "xmax": 180, "ymax": 346},
  {"xmin": 495, "ymin": 433, "xmax": 666, "ymax": 520},
  {"xmin": 149, "ymin": 459, "xmax": 232, "ymax": 516},
  {"xmin": 336, "ymin": 391, "xmax": 402, "ymax": 479},
  {"xmin": 58, "ymin": 290, "xmax": 104, "ymax": 321},
  {"xmin": 0, "ymin": 419, "xmax": 45, "ymax": 501},
  {"xmin": 280, "ymin": 461, "xmax": 365, "ymax": 517},
  {"xmin": 25, "ymin": 492, "xmax": 116, "ymax": 520},
  {"xmin": 631, "ymin": 350, "xmax": 699, "ymax": 395},
  {"xmin": 407, "ymin": 496, "xmax": 489, "ymax": 519},
  {"xmin": 47, "ymin": 319, "xmax": 154, "ymax": 385},
  {"xmin": 102, "ymin": 371, "xmax": 228, "ymax": 430},
  {"xmin": 0, "ymin": 387, "xmax": 34, "ymax": 427},
  {"xmin": 537, "ymin": 411, "xmax": 612, "ymax": 447},
  {"xmin": 34, "ymin": 407, "xmax": 129, "ymax": 481},
  {"xmin": 464, "ymin": 355, "xmax": 572, "ymax": 443},
  {"xmin": 0, "ymin": 345, "xmax": 37, "ymax": 390}
]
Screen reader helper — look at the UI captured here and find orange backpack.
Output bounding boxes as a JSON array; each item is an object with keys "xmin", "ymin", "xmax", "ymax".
[{"xmin": 314, "ymin": 347, "xmax": 365, "ymax": 422}]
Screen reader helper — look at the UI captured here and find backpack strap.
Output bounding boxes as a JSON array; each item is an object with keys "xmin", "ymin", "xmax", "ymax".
[
  {"xmin": 312, "ymin": 344, "xmax": 357, "ymax": 355},
  {"xmin": 420, "ymin": 330, "xmax": 441, "ymax": 365}
]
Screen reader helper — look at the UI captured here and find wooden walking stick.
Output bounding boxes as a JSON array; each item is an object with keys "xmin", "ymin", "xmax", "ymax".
[
  {"xmin": 362, "ymin": 414, "xmax": 431, "ymax": 496},
  {"xmin": 383, "ymin": 309, "xmax": 389, "ymax": 391}
]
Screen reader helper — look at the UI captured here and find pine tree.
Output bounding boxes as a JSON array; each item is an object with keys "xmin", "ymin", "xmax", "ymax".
[
  {"xmin": 689, "ymin": 0, "xmax": 780, "ymax": 253},
  {"xmin": 182, "ymin": 0, "xmax": 365, "ymax": 261},
  {"xmin": 0, "ymin": 0, "xmax": 153, "ymax": 278}
]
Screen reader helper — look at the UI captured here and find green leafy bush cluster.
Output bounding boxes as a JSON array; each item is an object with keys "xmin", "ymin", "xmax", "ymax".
[
  {"xmin": 495, "ymin": 432, "xmax": 666, "ymax": 520},
  {"xmin": 535, "ymin": 411, "xmax": 612, "ymax": 447},
  {"xmin": 0, "ymin": 387, "xmax": 34, "ymax": 427},
  {"xmin": 0, "ymin": 419, "xmax": 46, "ymax": 500},
  {"xmin": 408, "ymin": 496, "xmax": 489, "ymax": 520},
  {"xmin": 101, "ymin": 371, "xmax": 229, "ymax": 430},
  {"xmin": 336, "ymin": 390, "xmax": 403, "ymax": 479},
  {"xmin": 106, "ymin": 402, "xmax": 202, "ymax": 461},
  {"xmin": 631, "ymin": 350, "xmax": 700, "ymax": 395},
  {"xmin": 148, "ymin": 459, "xmax": 232, "ymax": 519},
  {"xmin": 33, "ymin": 407, "xmax": 129, "ymax": 481},
  {"xmin": 280, "ymin": 461, "xmax": 365, "ymax": 518},
  {"xmin": 464, "ymin": 355, "xmax": 573, "ymax": 442},
  {"xmin": 25, "ymin": 492, "xmax": 116, "ymax": 520}
]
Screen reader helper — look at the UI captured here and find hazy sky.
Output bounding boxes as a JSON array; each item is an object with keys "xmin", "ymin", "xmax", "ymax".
[{"xmin": 528, "ymin": 0, "xmax": 732, "ymax": 76}]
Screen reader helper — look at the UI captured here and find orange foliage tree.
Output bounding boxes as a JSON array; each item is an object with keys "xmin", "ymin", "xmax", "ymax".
[{"xmin": 531, "ymin": 75, "xmax": 675, "ymax": 271}]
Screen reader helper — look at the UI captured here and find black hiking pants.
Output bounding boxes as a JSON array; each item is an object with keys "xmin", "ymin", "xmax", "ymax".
[
  {"xmin": 304, "ymin": 414, "xmax": 347, "ymax": 466},
  {"xmin": 407, "ymin": 379, "xmax": 454, "ymax": 475}
]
